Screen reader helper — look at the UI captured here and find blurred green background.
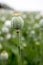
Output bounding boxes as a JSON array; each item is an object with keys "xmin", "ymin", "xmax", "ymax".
[{"xmin": 0, "ymin": 5, "xmax": 43, "ymax": 65}]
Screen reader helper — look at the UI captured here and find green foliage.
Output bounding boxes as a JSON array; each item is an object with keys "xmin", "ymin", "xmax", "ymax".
[{"xmin": 0, "ymin": 11, "xmax": 43, "ymax": 65}]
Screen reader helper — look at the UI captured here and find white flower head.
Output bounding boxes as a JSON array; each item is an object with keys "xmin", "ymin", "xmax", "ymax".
[
  {"xmin": 0, "ymin": 51, "xmax": 8, "ymax": 60},
  {"xmin": 30, "ymin": 30, "xmax": 35, "ymax": 37},
  {"xmin": 2, "ymin": 26, "xmax": 9, "ymax": 34},
  {"xmin": 5, "ymin": 20, "xmax": 11, "ymax": 28},
  {"xmin": 6, "ymin": 33, "xmax": 11, "ymax": 40},
  {"xmin": 30, "ymin": 30, "xmax": 35, "ymax": 35}
]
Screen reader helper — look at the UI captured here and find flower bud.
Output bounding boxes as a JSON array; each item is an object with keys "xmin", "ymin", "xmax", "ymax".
[{"xmin": 11, "ymin": 14, "xmax": 24, "ymax": 30}]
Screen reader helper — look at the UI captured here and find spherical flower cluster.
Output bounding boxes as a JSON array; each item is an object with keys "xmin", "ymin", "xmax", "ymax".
[
  {"xmin": 4, "ymin": 20, "xmax": 11, "ymax": 28},
  {"xmin": 0, "ymin": 51, "xmax": 8, "ymax": 60},
  {"xmin": 29, "ymin": 30, "xmax": 35, "ymax": 37},
  {"xmin": 11, "ymin": 15, "xmax": 24, "ymax": 30},
  {"xmin": 2, "ymin": 26, "xmax": 9, "ymax": 34},
  {"xmin": 6, "ymin": 33, "xmax": 11, "ymax": 40}
]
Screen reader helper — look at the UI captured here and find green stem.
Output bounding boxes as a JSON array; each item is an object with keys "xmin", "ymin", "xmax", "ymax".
[
  {"xmin": 1, "ymin": 60, "xmax": 6, "ymax": 65},
  {"xmin": 40, "ymin": 28, "xmax": 43, "ymax": 65},
  {"xmin": 17, "ymin": 30, "xmax": 22, "ymax": 65}
]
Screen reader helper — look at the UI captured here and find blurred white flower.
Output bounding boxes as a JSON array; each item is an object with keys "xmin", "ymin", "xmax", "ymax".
[
  {"xmin": 30, "ymin": 30, "xmax": 35, "ymax": 35},
  {"xmin": 6, "ymin": 33, "xmax": 11, "ymax": 40},
  {"xmin": 22, "ymin": 14, "xmax": 27, "ymax": 19},
  {"xmin": 0, "ymin": 51, "xmax": 8, "ymax": 60},
  {"xmin": 2, "ymin": 26, "xmax": 9, "ymax": 34},
  {"xmin": 0, "ymin": 43, "xmax": 2, "ymax": 50},
  {"xmin": 34, "ymin": 23, "xmax": 40, "ymax": 29},
  {"xmin": 39, "ymin": 19, "xmax": 43, "ymax": 27},
  {"xmin": 20, "ymin": 42, "xmax": 27, "ymax": 50},
  {"xmin": 5, "ymin": 20, "xmax": 11, "ymax": 28},
  {"xmin": 35, "ymin": 14, "xmax": 40, "ymax": 19},
  {"xmin": 30, "ymin": 30, "xmax": 35, "ymax": 37}
]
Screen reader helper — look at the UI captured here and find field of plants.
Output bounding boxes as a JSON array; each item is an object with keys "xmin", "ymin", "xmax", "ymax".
[{"xmin": 0, "ymin": 11, "xmax": 43, "ymax": 65}]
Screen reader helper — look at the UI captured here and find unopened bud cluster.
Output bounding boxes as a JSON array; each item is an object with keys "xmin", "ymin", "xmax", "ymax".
[{"xmin": 11, "ymin": 13, "xmax": 24, "ymax": 30}]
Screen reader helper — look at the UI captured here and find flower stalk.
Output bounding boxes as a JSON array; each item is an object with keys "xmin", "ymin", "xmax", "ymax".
[{"xmin": 16, "ymin": 30, "xmax": 22, "ymax": 65}]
